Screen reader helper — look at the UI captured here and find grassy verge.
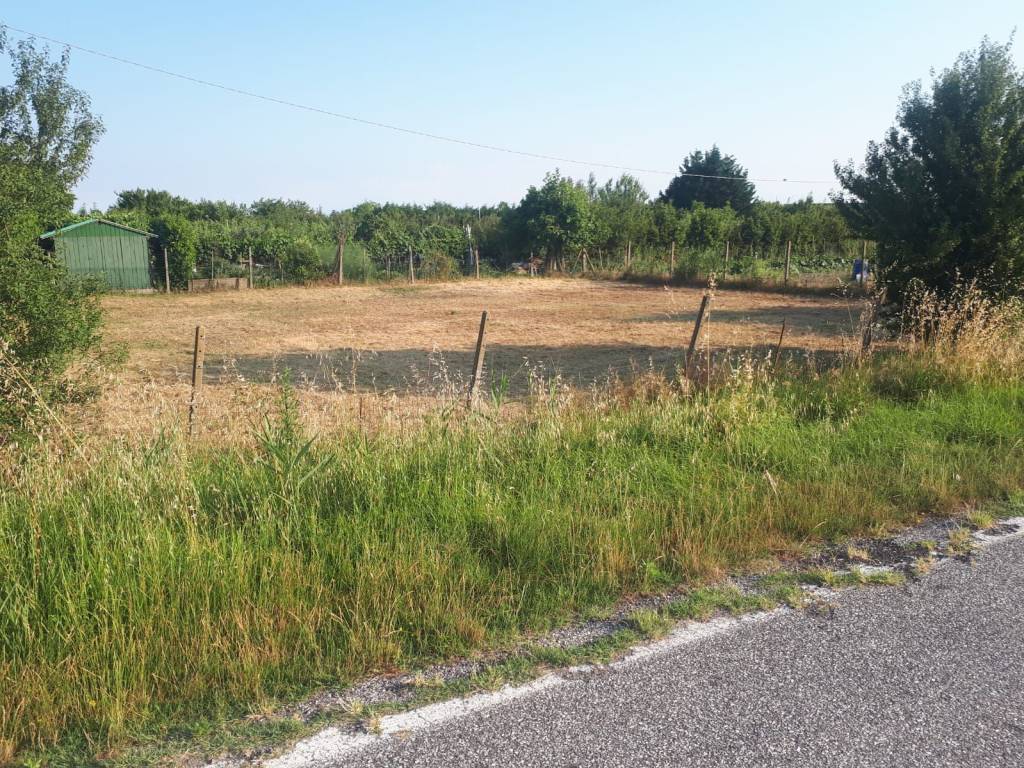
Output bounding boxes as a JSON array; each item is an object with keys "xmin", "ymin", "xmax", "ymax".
[{"xmin": 2, "ymin": 344, "xmax": 1024, "ymax": 763}]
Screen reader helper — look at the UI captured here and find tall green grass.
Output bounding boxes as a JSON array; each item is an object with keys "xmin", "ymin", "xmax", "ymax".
[{"xmin": 2, "ymin": 349, "xmax": 1023, "ymax": 761}]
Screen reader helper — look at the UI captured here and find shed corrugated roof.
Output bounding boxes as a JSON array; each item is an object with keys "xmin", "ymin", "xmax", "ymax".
[{"xmin": 40, "ymin": 218, "xmax": 155, "ymax": 239}]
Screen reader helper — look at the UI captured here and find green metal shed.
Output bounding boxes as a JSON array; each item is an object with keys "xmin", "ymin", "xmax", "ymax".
[{"xmin": 39, "ymin": 219, "xmax": 155, "ymax": 291}]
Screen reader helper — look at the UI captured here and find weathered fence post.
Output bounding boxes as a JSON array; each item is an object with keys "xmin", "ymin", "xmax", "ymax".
[
  {"xmin": 248, "ymin": 246, "xmax": 254, "ymax": 289},
  {"xmin": 475, "ymin": 247, "xmax": 480, "ymax": 279},
  {"xmin": 188, "ymin": 325, "xmax": 206, "ymax": 437},
  {"xmin": 163, "ymin": 247, "xmax": 171, "ymax": 293},
  {"xmin": 862, "ymin": 239, "xmax": 869, "ymax": 287},
  {"xmin": 784, "ymin": 241, "xmax": 792, "ymax": 285},
  {"xmin": 773, "ymin": 317, "xmax": 787, "ymax": 367},
  {"xmin": 408, "ymin": 246, "xmax": 415, "ymax": 284},
  {"xmin": 685, "ymin": 293, "xmax": 711, "ymax": 378},
  {"xmin": 725, "ymin": 240, "xmax": 730, "ymax": 269},
  {"xmin": 705, "ymin": 297, "xmax": 712, "ymax": 389},
  {"xmin": 337, "ymin": 232, "xmax": 347, "ymax": 285},
  {"xmin": 670, "ymin": 240, "xmax": 676, "ymax": 276},
  {"xmin": 861, "ymin": 301, "xmax": 876, "ymax": 357},
  {"xmin": 467, "ymin": 311, "xmax": 488, "ymax": 410}
]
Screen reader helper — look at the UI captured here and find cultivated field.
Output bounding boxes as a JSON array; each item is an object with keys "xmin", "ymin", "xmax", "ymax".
[{"xmin": 88, "ymin": 277, "xmax": 860, "ymax": 439}]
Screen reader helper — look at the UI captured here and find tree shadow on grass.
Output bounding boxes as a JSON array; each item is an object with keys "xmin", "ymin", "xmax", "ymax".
[
  {"xmin": 613, "ymin": 272, "xmax": 866, "ymax": 299},
  {"xmin": 631, "ymin": 304, "xmax": 857, "ymax": 339}
]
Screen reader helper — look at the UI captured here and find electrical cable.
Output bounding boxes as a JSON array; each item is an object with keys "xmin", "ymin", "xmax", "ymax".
[{"xmin": 1, "ymin": 23, "xmax": 836, "ymax": 185}]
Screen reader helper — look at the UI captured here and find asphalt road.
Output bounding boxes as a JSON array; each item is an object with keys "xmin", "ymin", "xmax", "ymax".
[{"xmin": 296, "ymin": 529, "xmax": 1024, "ymax": 768}]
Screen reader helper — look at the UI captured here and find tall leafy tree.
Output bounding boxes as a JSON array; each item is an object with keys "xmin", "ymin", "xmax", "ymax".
[
  {"xmin": 834, "ymin": 38, "xmax": 1024, "ymax": 298},
  {"xmin": 682, "ymin": 202, "xmax": 741, "ymax": 249},
  {"xmin": 0, "ymin": 27, "xmax": 103, "ymax": 257},
  {"xmin": 592, "ymin": 174, "xmax": 652, "ymax": 254},
  {"xmin": 113, "ymin": 188, "xmax": 198, "ymax": 221},
  {"xmin": 650, "ymin": 201, "xmax": 685, "ymax": 250},
  {"xmin": 0, "ymin": 143, "xmax": 71, "ymax": 259},
  {"xmin": 150, "ymin": 214, "xmax": 198, "ymax": 288},
  {"xmin": 660, "ymin": 146, "xmax": 756, "ymax": 211},
  {"xmin": 364, "ymin": 207, "xmax": 414, "ymax": 263},
  {"xmin": 516, "ymin": 171, "xmax": 593, "ymax": 271},
  {"xmin": 0, "ymin": 30, "xmax": 104, "ymax": 435},
  {"xmin": 0, "ymin": 28, "xmax": 103, "ymax": 188}
]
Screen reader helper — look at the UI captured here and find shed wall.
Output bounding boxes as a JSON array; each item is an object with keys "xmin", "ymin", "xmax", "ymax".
[{"xmin": 56, "ymin": 223, "xmax": 151, "ymax": 290}]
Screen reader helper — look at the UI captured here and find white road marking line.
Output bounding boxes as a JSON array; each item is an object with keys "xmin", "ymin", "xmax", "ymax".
[
  {"xmin": 219, "ymin": 516, "xmax": 1024, "ymax": 768},
  {"xmin": 974, "ymin": 516, "xmax": 1024, "ymax": 544},
  {"xmin": 259, "ymin": 614, "xmax": 774, "ymax": 767},
  {"xmin": 263, "ymin": 674, "xmax": 566, "ymax": 768},
  {"xmin": 611, "ymin": 611, "xmax": 782, "ymax": 669}
]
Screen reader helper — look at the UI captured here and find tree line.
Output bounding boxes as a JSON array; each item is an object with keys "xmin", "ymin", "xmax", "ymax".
[{"xmin": 98, "ymin": 167, "xmax": 855, "ymax": 287}]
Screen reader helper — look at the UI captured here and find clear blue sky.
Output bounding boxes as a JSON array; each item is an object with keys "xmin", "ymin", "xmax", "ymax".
[{"xmin": 3, "ymin": 2, "xmax": 1021, "ymax": 210}]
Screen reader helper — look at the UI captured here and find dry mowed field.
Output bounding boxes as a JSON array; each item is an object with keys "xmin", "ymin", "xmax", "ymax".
[{"xmin": 86, "ymin": 278, "xmax": 858, "ymax": 440}]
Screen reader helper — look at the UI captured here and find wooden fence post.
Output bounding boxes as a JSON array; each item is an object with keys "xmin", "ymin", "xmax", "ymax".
[
  {"xmin": 188, "ymin": 325, "xmax": 206, "ymax": 437},
  {"xmin": 582, "ymin": 249, "xmax": 589, "ymax": 274},
  {"xmin": 163, "ymin": 247, "xmax": 171, "ymax": 293},
  {"xmin": 725, "ymin": 240, "xmax": 730, "ymax": 269},
  {"xmin": 248, "ymin": 246, "xmax": 254, "ymax": 289},
  {"xmin": 705, "ymin": 297, "xmax": 712, "ymax": 389},
  {"xmin": 337, "ymin": 232, "xmax": 347, "ymax": 285},
  {"xmin": 773, "ymin": 317, "xmax": 787, "ymax": 367},
  {"xmin": 670, "ymin": 240, "xmax": 675, "ymax": 275},
  {"xmin": 408, "ymin": 246, "xmax": 415, "ymax": 284},
  {"xmin": 784, "ymin": 241, "xmax": 792, "ymax": 285},
  {"xmin": 475, "ymin": 247, "xmax": 480, "ymax": 279},
  {"xmin": 467, "ymin": 311, "xmax": 488, "ymax": 410},
  {"xmin": 861, "ymin": 301, "xmax": 876, "ymax": 356},
  {"xmin": 685, "ymin": 293, "xmax": 711, "ymax": 378}
]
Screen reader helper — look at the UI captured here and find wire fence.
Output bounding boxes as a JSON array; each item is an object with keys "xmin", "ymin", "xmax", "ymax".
[{"xmin": 166, "ymin": 237, "xmax": 875, "ymax": 294}]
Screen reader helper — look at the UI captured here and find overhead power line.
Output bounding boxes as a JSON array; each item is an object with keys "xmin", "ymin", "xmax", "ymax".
[{"xmin": 2, "ymin": 23, "xmax": 835, "ymax": 185}]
